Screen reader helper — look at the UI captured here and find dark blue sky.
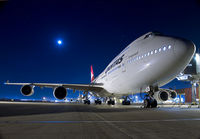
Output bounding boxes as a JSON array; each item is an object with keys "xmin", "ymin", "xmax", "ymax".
[{"xmin": 0, "ymin": 0, "xmax": 199, "ymax": 99}]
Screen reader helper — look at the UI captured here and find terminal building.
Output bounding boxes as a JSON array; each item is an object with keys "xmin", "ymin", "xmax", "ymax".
[
  {"xmin": 175, "ymin": 53, "xmax": 200, "ymax": 104},
  {"xmin": 176, "ymin": 88, "xmax": 199, "ymax": 103}
]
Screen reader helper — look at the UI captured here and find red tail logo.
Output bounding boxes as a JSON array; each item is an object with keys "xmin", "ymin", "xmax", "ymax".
[{"xmin": 91, "ymin": 65, "xmax": 94, "ymax": 82}]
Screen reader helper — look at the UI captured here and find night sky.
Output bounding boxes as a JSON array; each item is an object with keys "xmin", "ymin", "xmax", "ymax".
[{"xmin": 0, "ymin": 0, "xmax": 200, "ymax": 100}]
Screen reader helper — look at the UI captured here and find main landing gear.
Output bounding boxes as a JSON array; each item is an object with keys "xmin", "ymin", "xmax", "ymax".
[
  {"xmin": 83, "ymin": 92, "xmax": 90, "ymax": 105},
  {"xmin": 107, "ymin": 98, "xmax": 115, "ymax": 105},
  {"xmin": 122, "ymin": 96, "xmax": 131, "ymax": 105},
  {"xmin": 84, "ymin": 99, "xmax": 90, "ymax": 105},
  {"xmin": 95, "ymin": 99, "xmax": 102, "ymax": 105}
]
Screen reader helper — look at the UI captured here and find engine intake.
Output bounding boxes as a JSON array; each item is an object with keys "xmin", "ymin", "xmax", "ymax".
[
  {"xmin": 153, "ymin": 90, "xmax": 169, "ymax": 102},
  {"xmin": 53, "ymin": 86, "xmax": 67, "ymax": 100},
  {"xmin": 168, "ymin": 90, "xmax": 177, "ymax": 99},
  {"xmin": 159, "ymin": 91, "xmax": 168, "ymax": 101},
  {"xmin": 21, "ymin": 85, "xmax": 34, "ymax": 96}
]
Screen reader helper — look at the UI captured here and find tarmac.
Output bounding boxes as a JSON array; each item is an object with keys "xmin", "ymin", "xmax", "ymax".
[{"xmin": 0, "ymin": 102, "xmax": 200, "ymax": 139}]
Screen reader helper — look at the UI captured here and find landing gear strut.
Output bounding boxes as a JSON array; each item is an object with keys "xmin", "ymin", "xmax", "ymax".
[{"xmin": 144, "ymin": 91, "xmax": 157, "ymax": 108}]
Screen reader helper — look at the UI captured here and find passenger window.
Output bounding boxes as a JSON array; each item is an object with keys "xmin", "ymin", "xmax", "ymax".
[
  {"xmin": 168, "ymin": 45, "xmax": 171, "ymax": 49},
  {"xmin": 159, "ymin": 48, "xmax": 162, "ymax": 52},
  {"xmin": 163, "ymin": 47, "xmax": 166, "ymax": 51}
]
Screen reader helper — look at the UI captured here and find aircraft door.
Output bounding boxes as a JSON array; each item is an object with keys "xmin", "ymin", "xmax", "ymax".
[
  {"xmin": 122, "ymin": 62, "xmax": 126, "ymax": 72},
  {"xmin": 121, "ymin": 55, "xmax": 127, "ymax": 72}
]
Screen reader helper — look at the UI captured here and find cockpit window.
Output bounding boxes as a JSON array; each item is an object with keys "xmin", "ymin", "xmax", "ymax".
[
  {"xmin": 144, "ymin": 33, "xmax": 152, "ymax": 39},
  {"xmin": 144, "ymin": 32, "xmax": 162, "ymax": 39}
]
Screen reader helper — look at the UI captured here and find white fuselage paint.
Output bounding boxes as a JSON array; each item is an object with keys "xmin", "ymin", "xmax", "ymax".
[{"xmin": 93, "ymin": 32, "xmax": 195, "ymax": 95}]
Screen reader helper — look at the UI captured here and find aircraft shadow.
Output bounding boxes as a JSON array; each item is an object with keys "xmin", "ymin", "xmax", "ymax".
[{"xmin": 0, "ymin": 103, "xmax": 144, "ymax": 117}]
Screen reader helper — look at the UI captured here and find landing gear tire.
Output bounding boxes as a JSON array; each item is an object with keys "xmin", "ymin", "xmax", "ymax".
[
  {"xmin": 144, "ymin": 99, "xmax": 150, "ymax": 108},
  {"xmin": 151, "ymin": 99, "xmax": 157, "ymax": 108},
  {"xmin": 112, "ymin": 101, "xmax": 115, "ymax": 105},
  {"xmin": 122, "ymin": 100, "xmax": 131, "ymax": 105},
  {"xmin": 144, "ymin": 98, "xmax": 157, "ymax": 108},
  {"xmin": 84, "ymin": 100, "xmax": 90, "ymax": 105},
  {"xmin": 107, "ymin": 99, "xmax": 115, "ymax": 105},
  {"xmin": 95, "ymin": 99, "xmax": 102, "ymax": 105}
]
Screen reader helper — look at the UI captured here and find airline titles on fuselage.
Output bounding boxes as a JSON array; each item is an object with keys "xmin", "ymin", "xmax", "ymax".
[{"xmin": 105, "ymin": 54, "xmax": 124, "ymax": 74}]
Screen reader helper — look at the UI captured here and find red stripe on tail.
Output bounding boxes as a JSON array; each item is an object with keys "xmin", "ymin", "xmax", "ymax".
[{"xmin": 91, "ymin": 65, "xmax": 94, "ymax": 82}]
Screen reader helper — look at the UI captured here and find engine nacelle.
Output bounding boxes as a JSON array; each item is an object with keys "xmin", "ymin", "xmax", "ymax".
[
  {"xmin": 53, "ymin": 86, "xmax": 67, "ymax": 100},
  {"xmin": 168, "ymin": 90, "xmax": 177, "ymax": 100},
  {"xmin": 21, "ymin": 85, "xmax": 34, "ymax": 96},
  {"xmin": 153, "ymin": 90, "xmax": 169, "ymax": 102}
]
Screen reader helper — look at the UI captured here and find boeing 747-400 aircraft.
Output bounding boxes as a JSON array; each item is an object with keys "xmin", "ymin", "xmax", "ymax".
[{"xmin": 5, "ymin": 32, "xmax": 195, "ymax": 108}]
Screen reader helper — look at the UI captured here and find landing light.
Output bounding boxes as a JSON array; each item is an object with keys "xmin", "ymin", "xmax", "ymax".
[{"xmin": 195, "ymin": 53, "xmax": 200, "ymax": 63}]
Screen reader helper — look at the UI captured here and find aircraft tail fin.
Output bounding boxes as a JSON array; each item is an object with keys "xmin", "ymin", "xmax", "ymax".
[{"xmin": 91, "ymin": 65, "xmax": 95, "ymax": 82}]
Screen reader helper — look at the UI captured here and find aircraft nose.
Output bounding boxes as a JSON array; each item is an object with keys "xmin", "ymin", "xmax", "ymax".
[{"xmin": 174, "ymin": 39, "xmax": 196, "ymax": 60}]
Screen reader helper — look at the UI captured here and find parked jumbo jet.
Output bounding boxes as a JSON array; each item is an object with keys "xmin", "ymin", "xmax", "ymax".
[{"xmin": 5, "ymin": 32, "xmax": 195, "ymax": 108}]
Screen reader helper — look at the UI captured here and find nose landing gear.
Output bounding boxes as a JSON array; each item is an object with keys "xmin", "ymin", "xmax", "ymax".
[
  {"xmin": 144, "ymin": 97, "xmax": 157, "ymax": 108},
  {"xmin": 144, "ymin": 93, "xmax": 157, "ymax": 108},
  {"xmin": 144, "ymin": 86, "xmax": 158, "ymax": 108}
]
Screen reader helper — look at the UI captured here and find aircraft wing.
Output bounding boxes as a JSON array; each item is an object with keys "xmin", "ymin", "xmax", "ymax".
[{"xmin": 5, "ymin": 81, "xmax": 104, "ymax": 93}]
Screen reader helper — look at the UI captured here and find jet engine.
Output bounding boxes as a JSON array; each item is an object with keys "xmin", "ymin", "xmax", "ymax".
[
  {"xmin": 168, "ymin": 90, "xmax": 177, "ymax": 100},
  {"xmin": 153, "ymin": 90, "xmax": 169, "ymax": 101},
  {"xmin": 153, "ymin": 89, "xmax": 177, "ymax": 102},
  {"xmin": 53, "ymin": 86, "xmax": 67, "ymax": 100},
  {"xmin": 21, "ymin": 85, "xmax": 34, "ymax": 96}
]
